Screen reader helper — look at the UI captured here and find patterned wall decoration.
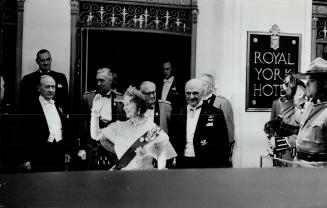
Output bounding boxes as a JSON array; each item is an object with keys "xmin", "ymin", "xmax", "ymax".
[
  {"xmin": 79, "ymin": 1, "xmax": 193, "ymax": 35},
  {"xmin": 313, "ymin": 4, "xmax": 327, "ymax": 39}
]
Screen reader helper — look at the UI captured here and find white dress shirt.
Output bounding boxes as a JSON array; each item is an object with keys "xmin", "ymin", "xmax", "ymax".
[
  {"xmin": 184, "ymin": 102, "xmax": 202, "ymax": 157},
  {"xmin": 161, "ymin": 76, "xmax": 174, "ymax": 101},
  {"xmin": 145, "ymin": 108, "xmax": 155, "ymax": 122},
  {"xmin": 98, "ymin": 93, "xmax": 112, "ymax": 122},
  {"xmin": 39, "ymin": 95, "xmax": 63, "ymax": 142}
]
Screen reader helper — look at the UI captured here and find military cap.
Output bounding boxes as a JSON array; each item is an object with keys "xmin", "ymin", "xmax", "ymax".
[{"xmin": 297, "ymin": 57, "xmax": 327, "ymax": 79}]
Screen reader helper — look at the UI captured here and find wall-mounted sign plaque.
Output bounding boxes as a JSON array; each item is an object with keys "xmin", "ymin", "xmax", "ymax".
[{"xmin": 246, "ymin": 25, "xmax": 301, "ymax": 112}]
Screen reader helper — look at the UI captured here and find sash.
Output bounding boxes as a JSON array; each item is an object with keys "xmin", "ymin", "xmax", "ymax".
[{"xmin": 112, "ymin": 125, "xmax": 161, "ymax": 170}]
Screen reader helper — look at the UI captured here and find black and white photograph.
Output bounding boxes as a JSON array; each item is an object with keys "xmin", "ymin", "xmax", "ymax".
[{"xmin": 1, "ymin": 0, "xmax": 327, "ymax": 207}]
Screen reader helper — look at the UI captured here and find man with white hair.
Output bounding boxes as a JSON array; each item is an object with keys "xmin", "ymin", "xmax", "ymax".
[
  {"xmin": 294, "ymin": 57, "xmax": 327, "ymax": 167},
  {"xmin": 198, "ymin": 73, "xmax": 235, "ymax": 163},
  {"xmin": 76, "ymin": 67, "xmax": 126, "ymax": 170},
  {"xmin": 169, "ymin": 78, "xmax": 230, "ymax": 168}
]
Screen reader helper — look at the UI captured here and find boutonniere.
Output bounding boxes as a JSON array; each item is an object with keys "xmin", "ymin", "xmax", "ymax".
[
  {"xmin": 171, "ymin": 86, "xmax": 176, "ymax": 91},
  {"xmin": 200, "ymin": 139, "xmax": 207, "ymax": 146},
  {"xmin": 206, "ymin": 122, "xmax": 213, "ymax": 127},
  {"xmin": 57, "ymin": 84, "xmax": 63, "ymax": 88},
  {"xmin": 135, "ymin": 146, "xmax": 146, "ymax": 157},
  {"xmin": 155, "ymin": 112, "xmax": 159, "ymax": 116},
  {"xmin": 207, "ymin": 115, "xmax": 214, "ymax": 123},
  {"xmin": 140, "ymin": 126, "xmax": 161, "ymax": 143},
  {"xmin": 58, "ymin": 107, "xmax": 63, "ymax": 114}
]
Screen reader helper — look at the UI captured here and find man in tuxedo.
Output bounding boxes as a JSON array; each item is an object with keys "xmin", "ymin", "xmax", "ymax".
[
  {"xmin": 21, "ymin": 49, "xmax": 69, "ymax": 111},
  {"xmin": 19, "ymin": 75, "xmax": 71, "ymax": 172},
  {"xmin": 169, "ymin": 78, "xmax": 230, "ymax": 168},
  {"xmin": 76, "ymin": 67, "xmax": 125, "ymax": 170},
  {"xmin": 140, "ymin": 81, "xmax": 172, "ymax": 134},
  {"xmin": 198, "ymin": 73, "xmax": 235, "ymax": 163},
  {"xmin": 156, "ymin": 60, "xmax": 184, "ymax": 110}
]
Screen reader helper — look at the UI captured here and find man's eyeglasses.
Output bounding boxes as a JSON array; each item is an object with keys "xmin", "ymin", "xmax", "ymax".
[{"xmin": 143, "ymin": 91, "xmax": 156, "ymax": 96}]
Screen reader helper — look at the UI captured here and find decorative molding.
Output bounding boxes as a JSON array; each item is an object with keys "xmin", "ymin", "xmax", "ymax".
[
  {"xmin": 17, "ymin": 0, "xmax": 25, "ymax": 11},
  {"xmin": 79, "ymin": 1, "xmax": 193, "ymax": 34},
  {"xmin": 269, "ymin": 24, "xmax": 280, "ymax": 50},
  {"xmin": 2, "ymin": 6, "xmax": 16, "ymax": 24},
  {"xmin": 313, "ymin": 5, "xmax": 327, "ymax": 15},
  {"xmin": 71, "ymin": 0, "xmax": 79, "ymax": 7},
  {"xmin": 79, "ymin": 0, "xmax": 192, "ymax": 6},
  {"xmin": 314, "ymin": 17, "xmax": 327, "ymax": 39},
  {"xmin": 71, "ymin": 0, "xmax": 79, "ymax": 14}
]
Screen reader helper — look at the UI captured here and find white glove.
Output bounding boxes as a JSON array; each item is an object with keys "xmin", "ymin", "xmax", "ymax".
[
  {"xmin": 90, "ymin": 111, "xmax": 101, "ymax": 141},
  {"xmin": 77, "ymin": 150, "xmax": 86, "ymax": 160},
  {"xmin": 91, "ymin": 94, "xmax": 103, "ymax": 116},
  {"xmin": 22, "ymin": 161, "xmax": 32, "ymax": 172}
]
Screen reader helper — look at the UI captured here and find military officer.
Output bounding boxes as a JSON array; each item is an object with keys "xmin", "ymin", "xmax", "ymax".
[
  {"xmin": 76, "ymin": 67, "xmax": 126, "ymax": 170},
  {"xmin": 198, "ymin": 73, "xmax": 235, "ymax": 164},
  {"xmin": 295, "ymin": 57, "xmax": 327, "ymax": 167}
]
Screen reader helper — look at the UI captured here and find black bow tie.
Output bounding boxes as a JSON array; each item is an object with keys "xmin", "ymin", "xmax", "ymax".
[
  {"xmin": 101, "ymin": 93, "xmax": 111, "ymax": 98},
  {"xmin": 40, "ymin": 70, "xmax": 51, "ymax": 75},
  {"xmin": 189, "ymin": 104, "xmax": 202, "ymax": 111}
]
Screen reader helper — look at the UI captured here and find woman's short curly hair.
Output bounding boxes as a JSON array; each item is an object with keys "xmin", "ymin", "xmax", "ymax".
[{"xmin": 124, "ymin": 86, "xmax": 148, "ymax": 115}]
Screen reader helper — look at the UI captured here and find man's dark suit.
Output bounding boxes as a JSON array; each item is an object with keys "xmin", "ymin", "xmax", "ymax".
[
  {"xmin": 21, "ymin": 70, "xmax": 69, "ymax": 110},
  {"xmin": 19, "ymin": 97, "xmax": 71, "ymax": 172},
  {"xmin": 77, "ymin": 90, "xmax": 126, "ymax": 170},
  {"xmin": 169, "ymin": 103, "xmax": 230, "ymax": 168}
]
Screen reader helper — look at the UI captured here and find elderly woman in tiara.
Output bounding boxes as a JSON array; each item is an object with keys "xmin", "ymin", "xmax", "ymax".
[{"xmin": 90, "ymin": 86, "xmax": 177, "ymax": 170}]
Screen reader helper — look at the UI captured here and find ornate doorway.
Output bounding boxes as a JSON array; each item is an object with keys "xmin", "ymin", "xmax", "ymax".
[{"xmin": 71, "ymin": 0, "xmax": 198, "ymax": 98}]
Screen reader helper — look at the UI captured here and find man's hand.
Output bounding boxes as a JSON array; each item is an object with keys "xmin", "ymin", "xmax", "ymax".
[
  {"xmin": 77, "ymin": 149, "xmax": 86, "ymax": 160},
  {"xmin": 21, "ymin": 161, "xmax": 32, "ymax": 172}
]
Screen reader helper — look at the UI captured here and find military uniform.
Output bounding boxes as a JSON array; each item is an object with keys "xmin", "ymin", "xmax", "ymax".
[
  {"xmin": 295, "ymin": 101, "xmax": 327, "ymax": 166},
  {"xmin": 76, "ymin": 90, "xmax": 126, "ymax": 170},
  {"xmin": 294, "ymin": 57, "xmax": 327, "ymax": 167},
  {"xmin": 207, "ymin": 94, "xmax": 235, "ymax": 144}
]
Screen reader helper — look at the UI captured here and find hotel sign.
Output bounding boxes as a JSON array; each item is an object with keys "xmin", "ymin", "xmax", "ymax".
[{"xmin": 246, "ymin": 25, "xmax": 301, "ymax": 112}]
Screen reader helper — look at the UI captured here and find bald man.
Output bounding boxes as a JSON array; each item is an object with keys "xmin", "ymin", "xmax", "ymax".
[
  {"xmin": 19, "ymin": 75, "xmax": 71, "ymax": 172},
  {"xmin": 169, "ymin": 79, "xmax": 230, "ymax": 168},
  {"xmin": 140, "ymin": 81, "xmax": 172, "ymax": 134}
]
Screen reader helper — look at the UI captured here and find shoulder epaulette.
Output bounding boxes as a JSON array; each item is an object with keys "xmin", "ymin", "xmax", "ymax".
[
  {"xmin": 158, "ymin": 99, "xmax": 171, "ymax": 105},
  {"xmin": 84, "ymin": 90, "xmax": 96, "ymax": 95},
  {"xmin": 216, "ymin": 95, "xmax": 228, "ymax": 100},
  {"xmin": 112, "ymin": 89, "xmax": 123, "ymax": 96}
]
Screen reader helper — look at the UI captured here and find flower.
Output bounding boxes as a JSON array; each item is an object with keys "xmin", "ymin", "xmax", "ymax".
[
  {"xmin": 144, "ymin": 126, "xmax": 161, "ymax": 142},
  {"xmin": 135, "ymin": 146, "xmax": 146, "ymax": 157},
  {"xmin": 200, "ymin": 139, "xmax": 207, "ymax": 146}
]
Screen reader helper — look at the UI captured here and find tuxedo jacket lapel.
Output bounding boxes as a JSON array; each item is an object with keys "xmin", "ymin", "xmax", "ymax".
[
  {"xmin": 154, "ymin": 101, "xmax": 160, "ymax": 125},
  {"xmin": 193, "ymin": 107, "xmax": 207, "ymax": 146},
  {"xmin": 111, "ymin": 93, "xmax": 118, "ymax": 122}
]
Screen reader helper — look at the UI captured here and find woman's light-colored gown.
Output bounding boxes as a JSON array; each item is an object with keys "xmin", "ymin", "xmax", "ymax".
[{"xmin": 92, "ymin": 117, "xmax": 177, "ymax": 170}]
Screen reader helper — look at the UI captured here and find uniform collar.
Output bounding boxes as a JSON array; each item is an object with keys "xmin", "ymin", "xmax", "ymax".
[{"xmin": 203, "ymin": 93, "xmax": 213, "ymax": 100}]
